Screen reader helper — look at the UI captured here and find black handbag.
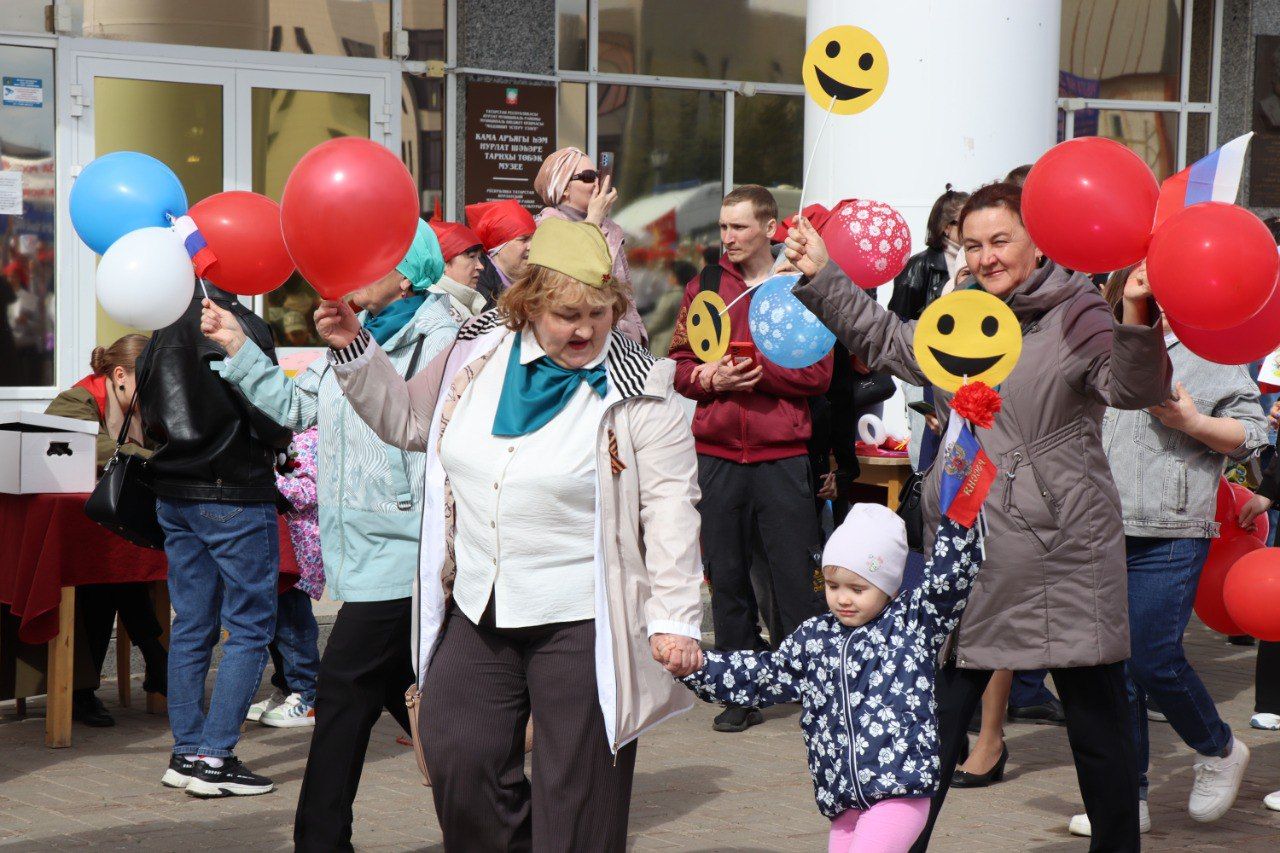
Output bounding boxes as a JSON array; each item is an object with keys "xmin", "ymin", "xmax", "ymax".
[
  {"xmin": 84, "ymin": 383, "xmax": 165, "ymax": 550},
  {"xmin": 897, "ymin": 469, "xmax": 925, "ymax": 553}
]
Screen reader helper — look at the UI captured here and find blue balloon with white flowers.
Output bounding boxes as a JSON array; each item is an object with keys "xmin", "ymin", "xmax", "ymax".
[{"xmin": 748, "ymin": 273, "xmax": 836, "ymax": 369}]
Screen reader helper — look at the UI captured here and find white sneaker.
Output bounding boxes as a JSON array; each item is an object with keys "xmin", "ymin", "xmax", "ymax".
[
  {"xmin": 259, "ymin": 692, "xmax": 316, "ymax": 728},
  {"xmin": 1146, "ymin": 707, "xmax": 1168, "ymax": 723},
  {"xmin": 1188, "ymin": 736, "xmax": 1250, "ymax": 822},
  {"xmin": 1264, "ymin": 790, "xmax": 1280, "ymax": 811},
  {"xmin": 1067, "ymin": 800, "xmax": 1150, "ymax": 837},
  {"xmin": 246, "ymin": 692, "xmax": 286, "ymax": 723},
  {"xmin": 1250, "ymin": 712, "xmax": 1280, "ymax": 731}
]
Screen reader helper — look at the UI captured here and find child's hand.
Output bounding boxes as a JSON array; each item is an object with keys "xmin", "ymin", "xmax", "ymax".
[{"xmin": 649, "ymin": 634, "xmax": 703, "ymax": 677}]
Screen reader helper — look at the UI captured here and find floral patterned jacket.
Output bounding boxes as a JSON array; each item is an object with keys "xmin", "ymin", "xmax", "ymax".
[
  {"xmin": 276, "ymin": 427, "xmax": 325, "ymax": 600},
  {"xmin": 682, "ymin": 518, "xmax": 982, "ymax": 818}
]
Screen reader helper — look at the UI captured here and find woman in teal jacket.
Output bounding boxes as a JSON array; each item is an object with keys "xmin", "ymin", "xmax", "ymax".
[{"xmin": 201, "ymin": 221, "xmax": 456, "ymax": 849}]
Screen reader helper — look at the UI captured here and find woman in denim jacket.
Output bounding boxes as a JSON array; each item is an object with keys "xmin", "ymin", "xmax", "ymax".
[{"xmin": 1071, "ymin": 262, "xmax": 1269, "ymax": 838}]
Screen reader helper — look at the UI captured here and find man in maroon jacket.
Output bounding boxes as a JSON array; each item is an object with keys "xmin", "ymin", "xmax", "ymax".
[{"xmin": 670, "ymin": 185, "xmax": 833, "ymax": 732}]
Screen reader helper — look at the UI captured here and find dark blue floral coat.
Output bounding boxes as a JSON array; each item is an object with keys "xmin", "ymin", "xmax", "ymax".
[{"xmin": 681, "ymin": 518, "xmax": 982, "ymax": 818}]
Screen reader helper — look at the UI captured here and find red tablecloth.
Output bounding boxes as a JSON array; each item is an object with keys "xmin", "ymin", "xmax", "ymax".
[{"xmin": 0, "ymin": 493, "xmax": 300, "ymax": 644}]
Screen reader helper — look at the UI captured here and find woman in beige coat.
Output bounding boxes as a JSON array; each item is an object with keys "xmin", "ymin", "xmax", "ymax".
[
  {"xmin": 786, "ymin": 182, "xmax": 1171, "ymax": 853},
  {"xmin": 314, "ymin": 217, "xmax": 702, "ymax": 851}
]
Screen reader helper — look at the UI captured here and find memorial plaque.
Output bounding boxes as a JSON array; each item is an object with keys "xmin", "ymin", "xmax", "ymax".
[{"xmin": 464, "ymin": 82, "xmax": 556, "ymax": 213}]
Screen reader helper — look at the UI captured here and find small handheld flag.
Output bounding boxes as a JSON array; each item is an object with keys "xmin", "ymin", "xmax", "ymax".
[
  {"xmin": 1153, "ymin": 132, "xmax": 1253, "ymax": 231},
  {"xmin": 938, "ymin": 415, "xmax": 997, "ymax": 528},
  {"xmin": 170, "ymin": 214, "xmax": 217, "ymax": 277}
]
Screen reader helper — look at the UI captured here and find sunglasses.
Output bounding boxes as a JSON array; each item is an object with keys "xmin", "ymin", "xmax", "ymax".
[{"xmin": 570, "ymin": 169, "xmax": 599, "ymax": 184}]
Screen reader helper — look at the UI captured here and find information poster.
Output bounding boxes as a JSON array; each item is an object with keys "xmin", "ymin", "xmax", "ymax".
[{"xmin": 464, "ymin": 82, "xmax": 556, "ymax": 213}]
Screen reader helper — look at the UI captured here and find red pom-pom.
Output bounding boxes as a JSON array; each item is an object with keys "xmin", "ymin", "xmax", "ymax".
[{"xmin": 951, "ymin": 381, "xmax": 1002, "ymax": 429}]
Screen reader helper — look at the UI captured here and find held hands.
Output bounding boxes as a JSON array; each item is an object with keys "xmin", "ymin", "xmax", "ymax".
[
  {"xmin": 1240, "ymin": 493, "xmax": 1274, "ymax": 531},
  {"xmin": 585, "ymin": 175, "xmax": 618, "ymax": 226},
  {"xmin": 314, "ymin": 299, "xmax": 362, "ymax": 349},
  {"xmin": 1147, "ymin": 381, "xmax": 1201, "ymax": 434},
  {"xmin": 650, "ymin": 633, "xmax": 703, "ymax": 678},
  {"xmin": 200, "ymin": 299, "xmax": 248, "ymax": 357},
  {"xmin": 783, "ymin": 215, "xmax": 829, "ymax": 278}
]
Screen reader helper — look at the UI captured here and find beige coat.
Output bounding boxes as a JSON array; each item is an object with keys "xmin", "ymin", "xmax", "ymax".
[{"xmin": 330, "ymin": 312, "xmax": 703, "ymax": 753}]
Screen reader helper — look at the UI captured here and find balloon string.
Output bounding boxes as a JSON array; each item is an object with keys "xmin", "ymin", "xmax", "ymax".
[{"xmin": 797, "ymin": 94, "xmax": 837, "ymax": 216}]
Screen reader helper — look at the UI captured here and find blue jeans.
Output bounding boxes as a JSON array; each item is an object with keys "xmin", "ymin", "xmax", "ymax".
[
  {"xmin": 1009, "ymin": 669, "xmax": 1055, "ymax": 708},
  {"xmin": 1124, "ymin": 536, "xmax": 1232, "ymax": 799},
  {"xmin": 158, "ymin": 498, "xmax": 279, "ymax": 758},
  {"xmin": 273, "ymin": 588, "xmax": 320, "ymax": 704}
]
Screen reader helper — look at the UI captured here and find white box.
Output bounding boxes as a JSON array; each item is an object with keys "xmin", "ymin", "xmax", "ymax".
[{"xmin": 0, "ymin": 409, "xmax": 99, "ymax": 494}]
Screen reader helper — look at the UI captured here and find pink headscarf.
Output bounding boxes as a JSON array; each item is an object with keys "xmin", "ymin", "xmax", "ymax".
[{"xmin": 534, "ymin": 147, "xmax": 588, "ymax": 208}]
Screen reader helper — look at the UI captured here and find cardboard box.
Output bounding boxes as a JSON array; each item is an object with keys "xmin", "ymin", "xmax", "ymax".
[{"xmin": 0, "ymin": 409, "xmax": 98, "ymax": 494}]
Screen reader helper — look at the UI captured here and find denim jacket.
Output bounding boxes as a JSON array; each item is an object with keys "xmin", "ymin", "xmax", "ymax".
[{"xmin": 1102, "ymin": 340, "xmax": 1268, "ymax": 539}]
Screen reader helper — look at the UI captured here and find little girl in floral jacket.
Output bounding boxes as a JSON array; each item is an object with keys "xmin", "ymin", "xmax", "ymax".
[{"xmin": 680, "ymin": 505, "xmax": 983, "ymax": 852}]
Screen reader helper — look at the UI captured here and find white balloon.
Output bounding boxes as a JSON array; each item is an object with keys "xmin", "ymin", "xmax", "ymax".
[{"xmin": 95, "ymin": 226, "xmax": 195, "ymax": 331}]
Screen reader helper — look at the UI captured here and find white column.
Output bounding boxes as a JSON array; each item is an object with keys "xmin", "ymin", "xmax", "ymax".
[{"xmin": 804, "ymin": 0, "xmax": 1061, "ymax": 436}]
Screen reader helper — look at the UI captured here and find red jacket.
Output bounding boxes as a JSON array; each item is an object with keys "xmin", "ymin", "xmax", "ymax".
[{"xmin": 670, "ymin": 257, "xmax": 833, "ymax": 463}]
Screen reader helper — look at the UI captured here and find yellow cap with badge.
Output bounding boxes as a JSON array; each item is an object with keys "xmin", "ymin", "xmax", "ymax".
[{"xmin": 527, "ymin": 218, "xmax": 613, "ymax": 287}]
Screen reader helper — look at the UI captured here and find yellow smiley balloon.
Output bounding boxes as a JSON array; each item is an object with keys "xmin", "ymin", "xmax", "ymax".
[
  {"xmin": 913, "ymin": 291, "xmax": 1023, "ymax": 392},
  {"xmin": 802, "ymin": 25, "xmax": 889, "ymax": 115},
  {"xmin": 687, "ymin": 291, "xmax": 732, "ymax": 363}
]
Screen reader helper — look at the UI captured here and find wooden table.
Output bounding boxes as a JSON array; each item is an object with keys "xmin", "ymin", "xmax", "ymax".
[{"xmin": 853, "ymin": 454, "xmax": 912, "ymax": 510}]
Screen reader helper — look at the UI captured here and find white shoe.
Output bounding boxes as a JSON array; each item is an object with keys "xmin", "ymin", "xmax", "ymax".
[
  {"xmin": 246, "ymin": 692, "xmax": 285, "ymax": 723},
  {"xmin": 1067, "ymin": 800, "xmax": 1150, "ymax": 837},
  {"xmin": 1146, "ymin": 707, "xmax": 1168, "ymax": 723},
  {"xmin": 1250, "ymin": 712, "xmax": 1280, "ymax": 731},
  {"xmin": 259, "ymin": 692, "xmax": 316, "ymax": 728},
  {"xmin": 1264, "ymin": 790, "xmax": 1280, "ymax": 811},
  {"xmin": 1188, "ymin": 736, "xmax": 1250, "ymax": 822}
]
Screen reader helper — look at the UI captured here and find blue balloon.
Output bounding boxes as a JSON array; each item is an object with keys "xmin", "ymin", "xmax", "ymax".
[
  {"xmin": 69, "ymin": 151, "xmax": 188, "ymax": 255},
  {"xmin": 748, "ymin": 273, "xmax": 836, "ymax": 369}
]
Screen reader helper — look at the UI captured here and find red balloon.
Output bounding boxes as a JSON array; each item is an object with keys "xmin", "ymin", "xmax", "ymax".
[
  {"xmin": 1022, "ymin": 138, "xmax": 1159, "ymax": 274},
  {"xmin": 1215, "ymin": 478, "xmax": 1270, "ymax": 544},
  {"xmin": 280, "ymin": 137, "xmax": 419, "ymax": 300},
  {"xmin": 1169, "ymin": 271, "xmax": 1280, "ymax": 364},
  {"xmin": 1195, "ymin": 533, "xmax": 1260, "ymax": 635},
  {"xmin": 1223, "ymin": 549, "xmax": 1280, "ymax": 641},
  {"xmin": 822, "ymin": 199, "xmax": 912, "ymax": 288},
  {"xmin": 188, "ymin": 192, "xmax": 295, "ymax": 296},
  {"xmin": 1148, "ymin": 202, "xmax": 1280, "ymax": 331}
]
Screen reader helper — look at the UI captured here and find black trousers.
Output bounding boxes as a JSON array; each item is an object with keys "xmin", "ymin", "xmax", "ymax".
[
  {"xmin": 294, "ymin": 598, "xmax": 414, "ymax": 852},
  {"xmin": 423, "ymin": 605, "xmax": 637, "ymax": 852},
  {"xmin": 910, "ymin": 662, "xmax": 1139, "ymax": 853},
  {"xmin": 75, "ymin": 583, "xmax": 164, "ymax": 691},
  {"xmin": 1257, "ymin": 641, "xmax": 1280, "ymax": 714},
  {"xmin": 697, "ymin": 454, "xmax": 823, "ymax": 653}
]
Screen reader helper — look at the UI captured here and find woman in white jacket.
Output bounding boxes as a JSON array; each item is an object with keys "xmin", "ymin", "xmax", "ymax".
[{"xmin": 313, "ymin": 217, "xmax": 704, "ymax": 850}]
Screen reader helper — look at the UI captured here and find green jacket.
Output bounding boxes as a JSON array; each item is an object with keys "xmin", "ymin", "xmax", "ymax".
[{"xmin": 44, "ymin": 386, "xmax": 152, "ymax": 470}]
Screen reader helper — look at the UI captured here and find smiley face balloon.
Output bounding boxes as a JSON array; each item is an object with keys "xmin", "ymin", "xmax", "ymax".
[
  {"xmin": 913, "ymin": 291, "xmax": 1022, "ymax": 392},
  {"xmin": 802, "ymin": 25, "xmax": 889, "ymax": 115},
  {"xmin": 686, "ymin": 291, "xmax": 732, "ymax": 363}
]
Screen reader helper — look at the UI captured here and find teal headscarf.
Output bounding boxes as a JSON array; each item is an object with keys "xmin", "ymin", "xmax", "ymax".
[
  {"xmin": 362, "ymin": 220, "xmax": 446, "ymax": 345},
  {"xmin": 396, "ymin": 219, "xmax": 446, "ymax": 294}
]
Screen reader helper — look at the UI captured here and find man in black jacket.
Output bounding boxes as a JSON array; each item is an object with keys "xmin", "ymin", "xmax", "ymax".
[{"xmin": 137, "ymin": 285, "xmax": 293, "ymax": 797}]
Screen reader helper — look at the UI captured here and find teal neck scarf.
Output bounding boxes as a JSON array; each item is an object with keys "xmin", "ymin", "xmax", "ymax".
[
  {"xmin": 492, "ymin": 332, "xmax": 608, "ymax": 437},
  {"xmin": 363, "ymin": 295, "xmax": 425, "ymax": 345}
]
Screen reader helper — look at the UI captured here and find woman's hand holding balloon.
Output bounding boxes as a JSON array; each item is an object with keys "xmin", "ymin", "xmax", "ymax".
[
  {"xmin": 314, "ymin": 299, "xmax": 361, "ymax": 349},
  {"xmin": 784, "ymin": 215, "xmax": 829, "ymax": 278},
  {"xmin": 200, "ymin": 299, "xmax": 248, "ymax": 356}
]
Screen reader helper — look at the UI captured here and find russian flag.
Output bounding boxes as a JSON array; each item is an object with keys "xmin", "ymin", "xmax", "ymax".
[
  {"xmin": 170, "ymin": 214, "xmax": 217, "ymax": 277},
  {"xmin": 1153, "ymin": 132, "xmax": 1253, "ymax": 230},
  {"xmin": 938, "ymin": 414, "xmax": 997, "ymax": 528}
]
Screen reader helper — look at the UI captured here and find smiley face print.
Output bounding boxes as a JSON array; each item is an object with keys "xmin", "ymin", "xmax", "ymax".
[
  {"xmin": 913, "ymin": 291, "xmax": 1023, "ymax": 392},
  {"xmin": 802, "ymin": 26, "xmax": 889, "ymax": 115},
  {"xmin": 686, "ymin": 291, "xmax": 732, "ymax": 364}
]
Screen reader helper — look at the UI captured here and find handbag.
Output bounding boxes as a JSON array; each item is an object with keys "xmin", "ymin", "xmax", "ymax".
[
  {"xmin": 84, "ymin": 382, "xmax": 165, "ymax": 550},
  {"xmin": 897, "ymin": 469, "xmax": 925, "ymax": 553}
]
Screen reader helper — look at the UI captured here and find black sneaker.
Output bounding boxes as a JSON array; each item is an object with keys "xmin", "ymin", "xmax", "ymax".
[
  {"xmin": 713, "ymin": 706, "xmax": 763, "ymax": 733},
  {"xmin": 1007, "ymin": 696, "xmax": 1067, "ymax": 726},
  {"xmin": 161, "ymin": 754, "xmax": 198, "ymax": 789},
  {"xmin": 184, "ymin": 757, "xmax": 275, "ymax": 797}
]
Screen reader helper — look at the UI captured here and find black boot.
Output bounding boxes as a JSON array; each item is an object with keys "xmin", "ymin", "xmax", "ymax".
[{"xmin": 72, "ymin": 689, "xmax": 115, "ymax": 727}]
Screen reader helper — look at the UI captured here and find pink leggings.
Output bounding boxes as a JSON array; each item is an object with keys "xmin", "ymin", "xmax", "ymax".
[{"xmin": 828, "ymin": 797, "xmax": 931, "ymax": 853}]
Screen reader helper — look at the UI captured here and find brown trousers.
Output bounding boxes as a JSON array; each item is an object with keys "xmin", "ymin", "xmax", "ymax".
[{"xmin": 423, "ymin": 605, "xmax": 637, "ymax": 852}]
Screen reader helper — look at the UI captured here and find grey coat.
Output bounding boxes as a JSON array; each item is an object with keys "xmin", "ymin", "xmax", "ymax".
[{"xmin": 794, "ymin": 261, "xmax": 1172, "ymax": 670}]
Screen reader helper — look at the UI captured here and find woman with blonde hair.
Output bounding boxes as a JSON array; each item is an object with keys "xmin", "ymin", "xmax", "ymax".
[
  {"xmin": 313, "ymin": 217, "xmax": 704, "ymax": 848},
  {"xmin": 45, "ymin": 334, "xmax": 165, "ymax": 727}
]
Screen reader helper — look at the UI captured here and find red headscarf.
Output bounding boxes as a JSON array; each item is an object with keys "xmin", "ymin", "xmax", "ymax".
[
  {"xmin": 429, "ymin": 220, "xmax": 483, "ymax": 262},
  {"xmin": 465, "ymin": 200, "xmax": 537, "ymax": 252}
]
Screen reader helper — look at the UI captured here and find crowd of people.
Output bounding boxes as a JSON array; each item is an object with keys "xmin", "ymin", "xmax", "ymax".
[{"xmin": 51, "ymin": 146, "xmax": 1280, "ymax": 852}]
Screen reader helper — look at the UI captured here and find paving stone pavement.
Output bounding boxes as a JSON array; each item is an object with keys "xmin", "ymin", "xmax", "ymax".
[{"xmin": 2, "ymin": 620, "xmax": 1280, "ymax": 851}]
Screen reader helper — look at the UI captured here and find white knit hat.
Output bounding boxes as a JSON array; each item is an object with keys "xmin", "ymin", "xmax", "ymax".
[{"xmin": 821, "ymin": 503, "xmax": 909, "ymax": 597}]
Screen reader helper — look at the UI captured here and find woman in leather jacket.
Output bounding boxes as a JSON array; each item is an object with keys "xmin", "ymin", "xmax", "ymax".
[{"xmin": 887, "ymin": 186, "xmax": 969, "ymax": 322}]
